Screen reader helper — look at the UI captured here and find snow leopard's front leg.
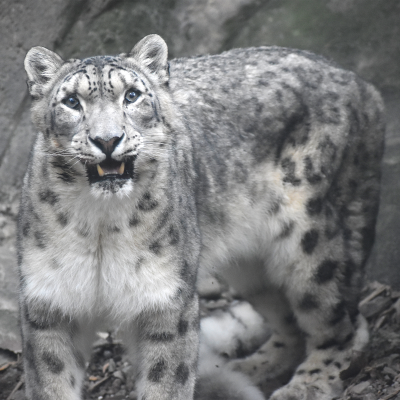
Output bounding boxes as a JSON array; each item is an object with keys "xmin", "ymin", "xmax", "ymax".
[
  {"xmin": 135, "ymin": 294, "xmax": 200, "ymax": 400},
  {"xmin": 21, "ymin": 300, "xmax": 95, "ymax": 400}
]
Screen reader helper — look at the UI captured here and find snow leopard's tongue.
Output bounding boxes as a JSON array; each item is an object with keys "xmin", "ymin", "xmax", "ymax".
[{"xmin": 97, "ymin": 159, "xmax": 125, "ymax": 176}]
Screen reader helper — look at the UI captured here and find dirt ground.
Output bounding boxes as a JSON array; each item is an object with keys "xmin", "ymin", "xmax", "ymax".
[{"xmin": 1, "ymin": 280, "xmax": 400, "ymax": 400}]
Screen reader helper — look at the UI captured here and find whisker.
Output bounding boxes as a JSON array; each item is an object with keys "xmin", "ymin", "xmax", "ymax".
[
  {"xmin": 70, "ymin": 159, "xmax": 82, "ymax": 169},
  {"xmin": 44, "ymin": 151, "xmax": 76, "ymax": 157},
  {"xmin": 65, "ymin": 155, "xmax": 81, "ymax": 164}
]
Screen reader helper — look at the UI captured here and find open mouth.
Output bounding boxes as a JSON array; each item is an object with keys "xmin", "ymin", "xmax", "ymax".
[{"xmin": 86, "ymin": 157, "xmax": 135, "ymax": 184}]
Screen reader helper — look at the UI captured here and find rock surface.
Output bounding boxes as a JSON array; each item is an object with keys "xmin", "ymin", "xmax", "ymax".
[{"xmin": 0, "ymin": 0, "xmax": 399, "ymax": 358}]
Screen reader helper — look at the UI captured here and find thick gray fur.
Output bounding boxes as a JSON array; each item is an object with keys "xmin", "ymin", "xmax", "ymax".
[{"xmin": 19, "ymin": 34, "xmax": 384, "ymax": 400}]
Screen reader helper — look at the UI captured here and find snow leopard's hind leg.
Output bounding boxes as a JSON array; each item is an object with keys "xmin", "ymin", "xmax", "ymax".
[
  {"xmin": 229, "ymin": 202, "xmax": 372, "ymax": 400},
  {"xmin": 270, "ymin": 83, "xmax": 384, "ymax": 400},
  {"xmin": 230, "ymin": 80, "xmax": 383, "ymax": 400}
]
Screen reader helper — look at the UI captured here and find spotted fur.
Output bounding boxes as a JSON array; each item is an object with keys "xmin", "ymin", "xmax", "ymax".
[{"xmin": 19, "ymin": 34, "xmax": 384, "ymax": 400}]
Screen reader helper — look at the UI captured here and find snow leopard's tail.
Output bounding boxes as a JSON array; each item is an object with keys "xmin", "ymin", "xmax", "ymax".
[
  {"xmin": 195, "ymin": 301, "xmax": 269, "ymax": 400},
  {"xmin": 195, "ymin": 350, "xmax": 266, "ymax": 400}
]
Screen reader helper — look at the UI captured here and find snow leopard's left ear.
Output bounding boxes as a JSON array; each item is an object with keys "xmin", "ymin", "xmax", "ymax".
[
  {"xmin": 24, "ymin": 46, "xmax": 64, "ymax": 98},
  {"xmin": 129, "ymin": 34, "xmax": 169, "ymax": 84}
]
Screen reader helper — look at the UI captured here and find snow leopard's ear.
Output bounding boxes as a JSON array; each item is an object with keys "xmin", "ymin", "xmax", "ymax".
[
  {"xmin": 24, "ymin": 46, "xmax": 64, "ymax": 98},
  {"xmin": 129, "ymin": 34, "xmax": 169, "ymax": 84}
]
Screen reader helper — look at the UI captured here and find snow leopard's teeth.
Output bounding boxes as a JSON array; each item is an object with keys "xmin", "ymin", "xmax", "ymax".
[
  {"xmin": 97, "ymin": 164, "xmax": 105, "ymax": 177},
  {"xmin": 96, "ymin": 161, "xmax": 125, "ymax": 176}
]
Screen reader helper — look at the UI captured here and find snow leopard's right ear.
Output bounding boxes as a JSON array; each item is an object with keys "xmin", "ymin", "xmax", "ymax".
[
  {"xmin": 129, "ymin": 34, "xmax": 169, "ymax": 84},
  {"xmin": 24, "ymin": 47, "xmax": 64, "ymax": 98}
]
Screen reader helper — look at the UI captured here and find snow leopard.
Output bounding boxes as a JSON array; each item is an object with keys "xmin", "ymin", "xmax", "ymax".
[{"xmin": 19, "ymin": 34, "xmax": 384, "ymax": 400}]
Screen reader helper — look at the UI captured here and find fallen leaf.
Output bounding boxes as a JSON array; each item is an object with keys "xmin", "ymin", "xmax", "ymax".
[
  {"xmin": 0, "ymin": 362, "xmax": 11, "ymax": 371},
  {"xmin": 102, "ymin": 362, "xmax": 110, "ymax": 374}
]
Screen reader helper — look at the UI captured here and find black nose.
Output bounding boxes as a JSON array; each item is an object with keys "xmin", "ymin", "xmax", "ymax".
[{"xmin": 90, "ymin": 135, "xmax": 123, "ymax": 157}]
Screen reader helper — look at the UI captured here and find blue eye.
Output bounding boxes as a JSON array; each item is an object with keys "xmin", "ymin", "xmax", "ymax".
[
  {"xmin": 125, "ymin": 89, "xmax": 140, "ymax": 103},
  {"xmin": 63, "ymin": 96, "xmax": 80, "ymax": 109}
]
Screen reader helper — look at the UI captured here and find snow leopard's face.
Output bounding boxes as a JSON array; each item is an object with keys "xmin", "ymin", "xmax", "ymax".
[{"xmin": 24, "ymin": 35, "xmax": 170, "ymax": 197}]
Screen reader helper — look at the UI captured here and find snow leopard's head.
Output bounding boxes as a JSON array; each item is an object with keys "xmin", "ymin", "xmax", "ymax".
[{"xmin": 24, "ymin": 35, "xmax": 172, "ymax": 198}]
